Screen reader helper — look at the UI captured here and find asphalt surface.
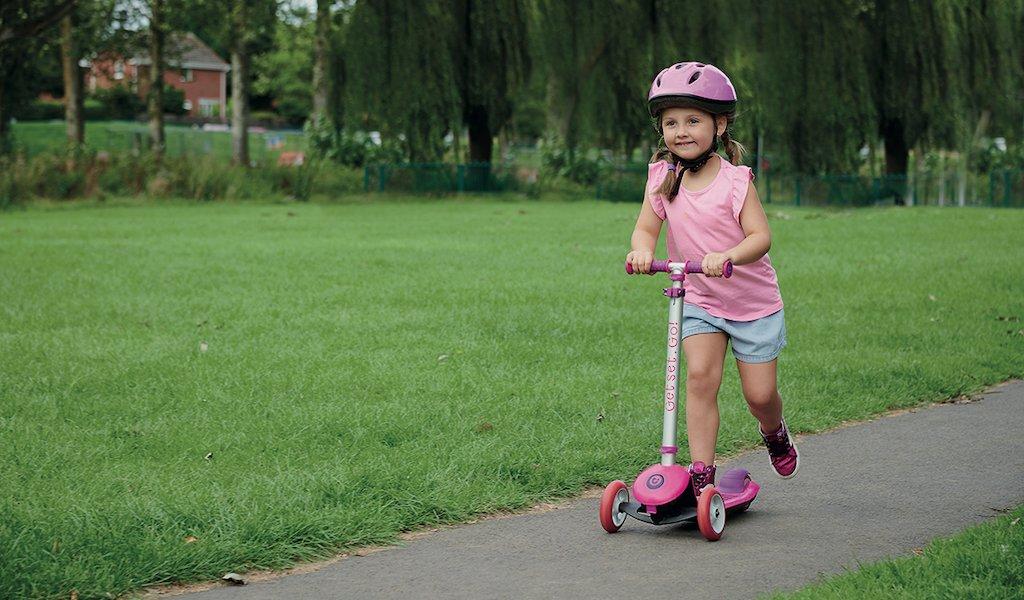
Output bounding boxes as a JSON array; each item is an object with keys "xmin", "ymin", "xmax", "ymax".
[{"xmin": 176, "ymin": 380, "xmax": 1024, "ymax": 600}]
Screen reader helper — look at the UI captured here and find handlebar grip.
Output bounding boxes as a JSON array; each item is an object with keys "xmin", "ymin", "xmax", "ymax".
[
  {"xmin": 625, "ymin": 259, "xmax": 671, "ymax": 274},
  {"xmin": 684, "ymin": 260, "xmax": 733, "ymax": 278}
]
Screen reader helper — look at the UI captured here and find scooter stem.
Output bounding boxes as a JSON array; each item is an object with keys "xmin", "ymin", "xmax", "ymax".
[{"xmin": 660, "ymin": 268, "xmax": 684, "ymax": 466}]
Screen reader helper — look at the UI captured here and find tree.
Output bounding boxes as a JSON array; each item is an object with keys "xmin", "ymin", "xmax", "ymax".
[
  {"xmin": 147, "ymin": 0, "xmax": 166, "ymax": 155},
  {"xmin": 311, "ymin": 0, "xmax": 331, "ymax": 126},
  {"xmin": 253, "ymin": 3, "xmax": 314, "ymax": 125},
  {"xmin": 751, "ymin": 0, "xmax": 876, "ymax": 174},
  {"xmin": 863, "ymin": 0, "xmax": 965, "ymax": 174},
  {"xmin": 453, "ymin": 0, "xmax": 530, "ymax": 163},
  {"xmin": 230, "ymin": 0, "xmax": 251, "ymax": 165},
  {"xmin": 346, "ymin": 1, "xmax": 461, "ymax": 161},
  {"xmin": 60, "ymin": 13, "xmax": 85, "ymax": 145},
  {"xmin": 0, "ymin": 0, "xmax": 79, "ymax": 151}
]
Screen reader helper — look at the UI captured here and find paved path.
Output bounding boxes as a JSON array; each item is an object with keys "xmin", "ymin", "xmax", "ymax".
[{"xmin": 179, "ymin": 381, "xmax": 1024, "ymax": 599}]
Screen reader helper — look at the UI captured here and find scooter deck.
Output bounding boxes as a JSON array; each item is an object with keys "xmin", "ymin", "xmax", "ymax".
[{"xmin": 622, "ymin": 474, "xmax": 759, "ymax": 526}]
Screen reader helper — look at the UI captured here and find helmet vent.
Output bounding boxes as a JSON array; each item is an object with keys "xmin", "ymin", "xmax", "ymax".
[
  {"xmin": 674, "ymin": 64, "xmax": 683, "ymax": 69},
  {"xmin": 688, "ymin": 71, "xmax": 702, "ymax": 84},
  {"xmin": 656, "ymin": 77, "xmax": 662, "ymax": 87},
  {"xmin": 695, "ymin": 63, "xmax": 706, "ymax": 67}
]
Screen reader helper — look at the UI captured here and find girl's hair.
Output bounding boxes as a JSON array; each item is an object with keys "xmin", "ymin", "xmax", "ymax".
[{"xmin": 650, "ymin": 110, "xmax": 746, "ymax": 201}]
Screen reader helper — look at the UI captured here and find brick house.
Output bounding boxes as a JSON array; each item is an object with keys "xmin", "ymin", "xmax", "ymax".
[{"xmin": 86, "ymin": 32, "xmax": 229, "ymax": 120}]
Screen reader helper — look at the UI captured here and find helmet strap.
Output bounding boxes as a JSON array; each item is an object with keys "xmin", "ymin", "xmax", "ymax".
[
  {"xmin": 668, "ymin": 135, "xmax": 720, "ymax": 197},
  {"xmin": 677, "ymin": 135, "xmax": 719, "ymax": 173}
]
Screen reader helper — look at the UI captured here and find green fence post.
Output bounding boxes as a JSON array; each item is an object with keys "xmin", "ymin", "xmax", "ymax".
[
  {"xmin": 1004, "ymin": 170, "xmax": 1012, "ymax": 207},
  {"xmin": 457, "ymin": 164, "xmax": 465, "ymax": 193},
  {"xmin": 988, "ymin": 171, "xmax": 995, "ymax": 206},
  {"xmin": 378, "ymin": 165, "xmax": 386, "ymax": 192},
  {"xmin": 363, "ymin": 166, "xmax": 370, "ymax": 192},
  {"xmin": 795, "ymin": 176, "xmax": 801, "ymax": 206}
]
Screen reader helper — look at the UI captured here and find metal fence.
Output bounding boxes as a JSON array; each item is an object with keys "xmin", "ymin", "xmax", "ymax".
[
  {"xmin": 363, "ymin": 163, "xmax": 523, "ymax": 193},
  {"xmin": 595, "ymin": 166, "xmax": 1024, "ymax": 207}
]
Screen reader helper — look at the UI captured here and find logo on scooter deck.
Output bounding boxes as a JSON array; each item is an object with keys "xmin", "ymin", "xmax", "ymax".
[{"xmin": 646, "ymin": 474, "xmax": 665, "ymax": 489}]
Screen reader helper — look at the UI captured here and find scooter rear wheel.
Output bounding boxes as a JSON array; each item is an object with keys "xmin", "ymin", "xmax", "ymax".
[
  {"xmin": 697, "ymin": 486, "xmax": 726, "ymax": 541},
  {"xmin": 599, "ymin": 480, "xmax": 629, "ymax": 533}
]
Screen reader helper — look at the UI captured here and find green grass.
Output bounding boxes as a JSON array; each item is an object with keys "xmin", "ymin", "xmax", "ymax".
[
  {"xmin": 9, "ymin": 120, "xmax": 306, "ymax": 161},
  {"xmin": 763, "ymin": 504, "xmax": 1024, "ymax": 599},
  {"xmin": 0, "ymin": 201, "xmax": 1022, "ymax": 599}
]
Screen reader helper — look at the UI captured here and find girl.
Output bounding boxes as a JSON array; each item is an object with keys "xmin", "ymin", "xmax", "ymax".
[{"xmin": 626, "ymin": 62, "xmax": 798, "ymax": 496}]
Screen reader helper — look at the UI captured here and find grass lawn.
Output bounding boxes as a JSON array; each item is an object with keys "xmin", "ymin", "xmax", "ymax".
[
  {"xmin": 9, "ymin": 120, "xmax": 306, "ymax": 161},
  {"xmin": 1, "ymin": 199, "xmax": 1022, "ymax": 599},
  {"xmin": 764, "ymin": 504, "xmax": 1024, "ymax": 599}
]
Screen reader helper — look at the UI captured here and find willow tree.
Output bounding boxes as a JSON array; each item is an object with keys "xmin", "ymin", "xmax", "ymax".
[
  {"xmin": 345, "ymin": 0, "xmax": 528, "ymax": 163},
  {"xmin": 345, "ymin": 1, "xmax": 461, "ymax": 161},
  {"xmin": 861, "ymin": 0, "xmax": 965, "ymax": 174},
  {"xmin": 749, "ymin": 0, "xmax": 875, "ymax": 174},
  {"xmin": 535, "ymin": 0, "xmax": 619, "ymax": 155},
  {"xmin": 452, "ymin": 0, "xmax": 529, "ymax": 163},
  {"xmin": 956, "ymin": 0, "xmax": 1023, "ymax": 147}
]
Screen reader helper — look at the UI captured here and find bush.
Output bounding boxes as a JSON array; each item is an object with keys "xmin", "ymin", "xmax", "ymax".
[
  {"xmin": 93, "ymin": 86, "xmax": 144, "ymax": 120},
  {"xmin": 539, "ymin": 138, "xmax": 608, "ymax": 184},
  {"xmin": 14, "ymin": 100, "xmax": 64, "ymax": 121},
  {"xmin": 162, "ymin": 86, "xmax": 187, "ymax": 116},
  {"xmin": 305, "ymin": 119, "xmax": 406, "ymax": 167}
]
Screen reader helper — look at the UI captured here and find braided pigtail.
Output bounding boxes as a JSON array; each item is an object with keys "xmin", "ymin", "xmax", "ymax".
[
  {"xmin": 650, "ymin": 138, "xmax": 679, "ymax": 201},
  {"xmin": 719, "ymin": 115, "xmax": 746, "ymax": 165}
]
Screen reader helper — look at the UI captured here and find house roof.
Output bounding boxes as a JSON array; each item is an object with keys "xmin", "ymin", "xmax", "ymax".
[{"xmin": 131, "ymin": 32, "xmax": 230, "ymax": 72}]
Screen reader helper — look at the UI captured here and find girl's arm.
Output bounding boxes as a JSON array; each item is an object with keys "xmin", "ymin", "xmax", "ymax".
[
  {"xmin": 703, "ymin": 183, "xmax": 771, "ymax": 276},
  {"xmin": 627, "ymin": 189, "xmax": 664, "ymax": 274}
]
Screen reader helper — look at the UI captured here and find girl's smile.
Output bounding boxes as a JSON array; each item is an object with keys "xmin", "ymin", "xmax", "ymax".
[{"xmin": 661, "ymin": 107, "xmax": 723, "ymax": 158}]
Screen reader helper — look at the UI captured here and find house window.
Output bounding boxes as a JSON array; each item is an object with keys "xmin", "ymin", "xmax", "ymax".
[
  {"xmin": 180, "ymin": 68, "xmax": 194, "ymax": 83},
  {"xmin": 183, "ymin": 99, "xmax": 193, "ymax": 111},
  {"xmin": 198, "ymin": 98, "xmax": 218, "ymax": 117},
  {"xmin": 114, "ymin": 60, "xmax": 124, "ymax": 80}
]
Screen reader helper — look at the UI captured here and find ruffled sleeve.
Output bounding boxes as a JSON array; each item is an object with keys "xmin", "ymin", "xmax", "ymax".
[
  {"xmin": 645, "ymin": 161, "xmax": 669, "ymax": 220},
  {"xmin": 731, "ymin": 165, "xmax": 755, "ymax": 222}
]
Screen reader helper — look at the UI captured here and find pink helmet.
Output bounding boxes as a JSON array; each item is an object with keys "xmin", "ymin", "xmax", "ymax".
[{"xmin": 647, "ymin": 62, "xmax": 737, "ymax": 118}]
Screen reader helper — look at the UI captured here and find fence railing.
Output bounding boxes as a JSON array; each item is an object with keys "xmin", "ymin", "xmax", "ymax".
[
  {"xmin": 362, "ymin": 163, "xmax": 523, "ymax": 193},
  {"xmin": 595, "ymin": 167, "xmax": 1024, "ymax": 207}
]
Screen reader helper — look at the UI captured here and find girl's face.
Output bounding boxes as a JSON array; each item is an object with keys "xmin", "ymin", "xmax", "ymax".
[{"xmin": 660, "ymin": 107, "xmax": 724, "ymax": 160}]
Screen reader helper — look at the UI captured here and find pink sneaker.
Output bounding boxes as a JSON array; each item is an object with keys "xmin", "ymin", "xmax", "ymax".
[
  {"xmin": 760, "ymin": 419, "xmax": 799, "ymax": 478},
  {"xmin": 688, "ymin": 461, "xmax": 717, "ymax": 497}
]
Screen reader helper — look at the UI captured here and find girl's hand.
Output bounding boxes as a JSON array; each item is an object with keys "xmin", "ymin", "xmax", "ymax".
[
  {"xmin": 701, "ymin": 252, "xmax": 732, "ymax": 277},
  {"xmin": 626, "ymin": 249, "xmax": 655, "ymax": 274}
]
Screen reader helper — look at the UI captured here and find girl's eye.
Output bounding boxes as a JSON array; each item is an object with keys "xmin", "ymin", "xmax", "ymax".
[{"xmin": 688, "ymin": 118, "xmax": 699, "ymax": 125}]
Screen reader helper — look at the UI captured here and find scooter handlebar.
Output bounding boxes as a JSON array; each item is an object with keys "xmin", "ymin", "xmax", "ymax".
[{"xmin": 625, "ymin": 258, "xmax": 733, "ymax": 278}]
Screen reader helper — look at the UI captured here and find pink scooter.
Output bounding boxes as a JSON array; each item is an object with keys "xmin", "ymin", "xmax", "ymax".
[{"xmin": 599, "ymin": 259, "xmax": 760, "ymax": 541}]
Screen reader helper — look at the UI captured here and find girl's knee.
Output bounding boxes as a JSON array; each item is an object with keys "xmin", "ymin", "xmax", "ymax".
[
  {"xmin": 686, "ymin": 366, "xmax": 723, "ymax": 395},
  {"xmin": 743, "ymin": 387, "xmax": 779, "ymax": 408}
]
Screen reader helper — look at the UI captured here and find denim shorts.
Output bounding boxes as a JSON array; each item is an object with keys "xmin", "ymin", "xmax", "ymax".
[{"xmin": 681, "ymin": 303, "xmax": 787, "ymax": 363}]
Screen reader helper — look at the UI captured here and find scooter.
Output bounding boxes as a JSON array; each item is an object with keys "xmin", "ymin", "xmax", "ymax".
[{"xmin": 599, "ymin": 258, "xmax": 760, "ymax": 541}]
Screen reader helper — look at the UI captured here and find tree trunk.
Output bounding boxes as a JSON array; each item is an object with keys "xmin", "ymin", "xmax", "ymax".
[
  {"xmin": 466, "ymin": 105, "xmax": 492, "ymax": 163},
  {"xmin": 882, "ymin": 118, "xmax": 908, "ymax": 175},
  {"xmin": 311, "ymin": 0, "xmax": 331, "ymax": 126},
  {"xmin": 147, "ymin": 0, "xmax": 165, "ymax": 157},
  {"xmin": 231, "ymin": 0, "xmax": 250, "ymax": 166},
  {"xmin": 60, "ymin": 14, "xmax": 84, "ymax": 146},
  {"xmin": 0, "ymin": 81, "xmax": 9, "ymax": 153}
]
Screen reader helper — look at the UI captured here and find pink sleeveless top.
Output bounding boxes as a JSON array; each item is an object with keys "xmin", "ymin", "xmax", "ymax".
[{"xmin": 646, "ymin": 157, "xmax": 783, "ymax": 321}]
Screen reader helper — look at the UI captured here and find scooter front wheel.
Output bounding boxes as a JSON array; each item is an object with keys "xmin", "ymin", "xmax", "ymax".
[
  {"xmin": 599, "ymin": 480, "xmax": 629, "ymax": 533},
  {"xmin": 697, "ymin": 486, "xmax": 726, "ymax": 541}
]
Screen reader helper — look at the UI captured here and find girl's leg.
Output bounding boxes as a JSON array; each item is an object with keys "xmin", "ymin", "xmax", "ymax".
[
  {"xmin": 735, "ymin": 358, "xmax": 783, "ymax": 433},
  {"xmin": 683, "ymin": 332, "xmax": 728, "ymax": 465}
]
